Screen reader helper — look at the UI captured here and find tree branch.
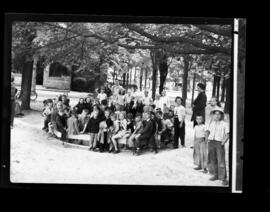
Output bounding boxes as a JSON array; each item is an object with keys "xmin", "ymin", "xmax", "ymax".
[
  {"xmin": 123, "ymin": 24, "xmax": 231, "ymax": 55},
  {"xmin": 193, "ymin": 25, "xmax": 232, "ymax": 37}
]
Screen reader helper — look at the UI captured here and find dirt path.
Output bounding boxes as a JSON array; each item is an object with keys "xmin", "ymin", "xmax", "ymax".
[{"xmin": 10, "ymin": 111, "xmax": 228, "ymax": 186}]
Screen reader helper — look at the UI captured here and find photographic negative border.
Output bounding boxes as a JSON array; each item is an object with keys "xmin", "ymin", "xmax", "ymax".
[{"xmin": 1, "ymin": 13, "xmax": 243, "ymax": 193}]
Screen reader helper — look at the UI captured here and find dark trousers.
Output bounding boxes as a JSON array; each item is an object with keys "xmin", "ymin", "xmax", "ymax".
[
  {"xmin": 43, "ymin": 115, "xmax": 51, "ymax": 129},
  {"xmin": 57, "ymin": 127, "xmax": 67, "ymax": 141},
  {"xmin": 149, "ymin": 134, "xmax": 158, "ymax": 151},
  {"xmin": 134, "ymin": 135, "xmax": 149, "ymax": 149},
  {"xmin": 11, "ymin": 100, "xmax": 15, "ymax": 127},
  {"xmin": 207, "ymin": 140, "xmax": 227, "ymax": 180},
  {"xmin": 173, "ymin": 119, "xmax": 185, "ymax": 147}
]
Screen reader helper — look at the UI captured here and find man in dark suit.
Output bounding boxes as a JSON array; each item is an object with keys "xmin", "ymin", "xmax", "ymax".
[
  {"xmin": 134, "ymin": 111, "xmax": 153, "ymax": 155},
  {"xmin": 191, "ymin": 83, "xmax": 207, "ymax": 127}
]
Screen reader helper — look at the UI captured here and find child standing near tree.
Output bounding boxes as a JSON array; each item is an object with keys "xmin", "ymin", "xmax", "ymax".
[
  {"xmin": 193, "ymin": 115, "xmax": 208, "ymax": 173},
  {"xmin": 82, "ymin": 109, "xmax": 101, "ymax": 151},
  {"xmin": 42, "ymin": 99, "xmax": 54, "ymax": 132}
]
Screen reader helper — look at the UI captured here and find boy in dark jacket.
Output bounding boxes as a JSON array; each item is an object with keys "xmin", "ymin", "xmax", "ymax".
[{"xmin": 134, "ymin": 111, "xmax": 153, "ymax": 155}]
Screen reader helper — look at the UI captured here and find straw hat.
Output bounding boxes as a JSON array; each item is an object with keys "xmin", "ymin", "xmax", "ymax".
[{"xmin": 210, "ymin": 106, "xmax": 224, "ymax": 115}]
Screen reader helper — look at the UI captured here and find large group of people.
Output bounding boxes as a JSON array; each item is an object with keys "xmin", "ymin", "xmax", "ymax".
[{"xmin": 11, "ymin": 74, "xmax": 229, "ymax": 185}]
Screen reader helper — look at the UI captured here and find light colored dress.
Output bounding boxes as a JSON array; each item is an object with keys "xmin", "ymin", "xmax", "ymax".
[{"xmin": 67, "ymin": 116, "xmax": 80, "ymax": 135}]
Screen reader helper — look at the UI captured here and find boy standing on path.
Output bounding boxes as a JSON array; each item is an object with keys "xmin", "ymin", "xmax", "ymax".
[{"xmin": 205, "ymin": 107, "xmax": 229, "ymax": 186}]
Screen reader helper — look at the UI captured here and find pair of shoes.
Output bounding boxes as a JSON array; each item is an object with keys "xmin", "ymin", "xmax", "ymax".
[
  {"xmin": 209, "ymin": 176, "xmax": 218, "ymax": 181},
  {"xmin": 222, "ymin": 180, "xmax": 229, "ymax": 186},
  {"xmin": 113, "ymin": 149, "xmax": 120, "ymax": 154},
  {"xmin": 89, "ymin": 147, "xmax": 93, "ymax": 151},
  {"xmin": 108, "ymin": 148, "xmax": 114, "ymax": 153},
  {"xmin": 194, "ymin": 167, "xmax": 202, "ymax": 170},
  {"xmin": 202, "ymin": 168, "xmax": 208, "ymax": 174},
  {"xmin": 93, "ymin": 148, "xmax": 99, "ymax": 152}
]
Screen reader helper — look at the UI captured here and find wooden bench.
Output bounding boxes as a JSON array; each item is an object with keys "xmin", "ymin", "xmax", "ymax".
[{"xmin": 54, "ymin": 130, "xmax": 90, "ymax": 146}]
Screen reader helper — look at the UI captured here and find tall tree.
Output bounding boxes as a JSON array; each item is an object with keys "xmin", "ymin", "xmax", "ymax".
[
  {"xmin": 182, "ymin": 55, "xmax": 191, "ymax": 107},
  {"xmin": 158, "ymin": 51, "xmax": 169, "ymax": 94}
]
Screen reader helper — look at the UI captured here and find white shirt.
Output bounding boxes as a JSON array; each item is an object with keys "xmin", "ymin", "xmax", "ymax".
[
  {"xmin": 160, "ymin": 96, "xmax": 169, "ymax": 107},
  {"xmin": 112, "ymin": 85, "xmax": 123, "ymax": 96},
  {"xmin": 124, "ymin": 94, "xmax": 132, "ymax": 104},
  {"xmin": 194, "ymin": 124, "xmax": 206, "ymax": 138},
  {"xmin": 154, "ymin": 99, "xmax": 163, "ymax": 110},
  {"xmin": 143, "ymin": 96, "xmax": 153, "ymax": 105},
  {"xmin": 206, "ymin": 120, "xmax": 229, "ymax": 142},
  {"xmin": 97, "ymin": 93, "xmax": 107, "ymax": 103},
  {"xmin": 174, "ymin": 105, "xmax": 186, "ymax": 122},
  {"xmin": 116, "ymin": 94, "xmax": 125, "ymax": 105}
]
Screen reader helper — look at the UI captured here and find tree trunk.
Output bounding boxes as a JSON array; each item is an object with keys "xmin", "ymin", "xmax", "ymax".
[
  {"xmin": 139, "ymin": 68, "xmax": 143, "ymax": 91},
  {"xmin": 182, "ymin": 55, "xmax": 190, "ymax": 107},
  {"xmin": 221, "ymin": 77, "xmax": 226, "ymax": 102},
  {"xmin": 191, "ymin": 72, "xmax": 196, "ymax": 105},
  {"xmin": 126, "ymin": 71, "xmax": 129, "ymax": 88},
  {"xmin": 122, "ymin": 72, "xmax": 126, "ymax": 87},
  {"xmin": 212, "ymin": 74, "xmax": 217, "ymax": 97},
  {"xmin": 134, "ymin": 67, "xmax": 137, "ymax": 84},
  {"xmin": 113, "ymin": 66, "xmax": 115, "ymax": 83},
  {"xmin": 158, "ymin": 56, "xmax": 168, "ymax": 95},
  {"xmin": 216, "ymin": 76, "xmax": 221, "ymax": 101},
  {"xmin": 150, "ymin": 50, "xmax": 158, "ymax": 101},
  {"xmin": 224, "ymin": 77, "xmax": 231, "ymax": 114},
  {"xmin": 21, "ymin": 59, "xmax": 34, "ymax": 110},
  {"xmin": 144, "ymin": 69, "xmax": 148, "ymax": 89},
  {"xmin": 31, "ymin": 55, "xmax": 38, "ymax": 93},
  {"xmin": 129, "ymin": 64, "xmax": 132, "ymax": 85}
]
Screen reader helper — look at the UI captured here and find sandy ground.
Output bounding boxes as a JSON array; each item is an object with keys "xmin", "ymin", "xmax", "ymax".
[{"xmin": 10, "ymin": 108, "xmax": 229, "ymax": 186}]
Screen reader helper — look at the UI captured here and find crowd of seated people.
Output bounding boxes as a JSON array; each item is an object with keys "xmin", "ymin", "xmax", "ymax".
[{"xmin": 41, "ymin": 83, "xmax": 187, "ymax": 156}]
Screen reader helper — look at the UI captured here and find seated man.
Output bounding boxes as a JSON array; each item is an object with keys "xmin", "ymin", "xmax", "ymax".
[
  {"xmin": 134, "ymin": 111, "xmax": 153, "ymax": 155},
  {"xmin": 48, "ymin": 101, "xmax": 68, "ymax": 143}
]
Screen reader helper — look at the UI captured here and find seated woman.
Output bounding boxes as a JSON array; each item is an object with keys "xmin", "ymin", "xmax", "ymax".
[
  {"xmin": 49, "ymin": 101, "xmax": 68, "ymax": 143},
  {"xmin": 59, "ymin": 94, "xmax": 70, "ymax": 107},
  {"xmin": 74, "ymin": 98, "xmax": 85, "ymax": 114},
  {"xmin": 111, "ymin": 112, "xmax": 127, "ymax": 153},
  {"xmin": 84, "ymin": 97, "xmax": 93, "ymax": 114}
]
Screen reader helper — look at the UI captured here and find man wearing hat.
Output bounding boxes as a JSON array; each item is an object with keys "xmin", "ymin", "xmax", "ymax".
[
  {"xmin": 191, "ymin": 83, "xmax": 207, "ymax": 127},
  {"xmin": 205, "ymin": 107, "xmax": 229, "ymax": 186},
  {"xmin": 11, "ymin": 74, "xmax": 17, "ymax": 128}
]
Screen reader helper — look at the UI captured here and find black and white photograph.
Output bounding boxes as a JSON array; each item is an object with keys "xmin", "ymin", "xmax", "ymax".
[{"xmin": 3, "ymin": 14, "xmax": 246, "ymax": 191}]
